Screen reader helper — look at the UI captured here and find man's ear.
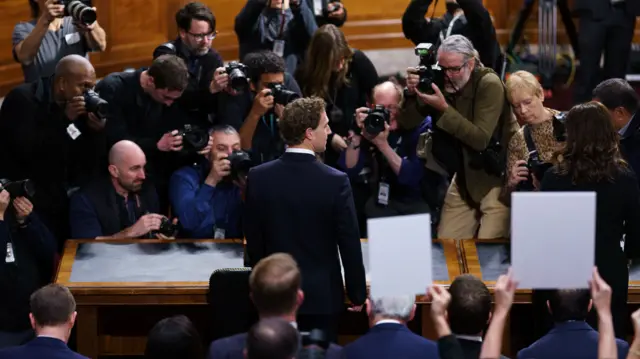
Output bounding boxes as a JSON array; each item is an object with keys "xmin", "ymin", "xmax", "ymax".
[
  {"xmin": 365, "ymin": 298, "xmax": 371, "ymax": 317},
  {"xmin": 29, "ymin": 313, "xmax": 36, "ymax": 331},
  {"xmin": 296, "ymin": 289, "xmax": 304, "ymax": 308},
  {"xmin": 546, "ymin": 300, "xmax": 552, "ymax": 315},
  {"xmin": 408, "ymin": 304, "xmax": 416, "ymax": 322},
  {"xmin": 108, "ymin": 164, "xmax": 119, "ymax": 178},
  {"xmin": 69, "ymin": 311, "xmax": 77, "ymax": 328}
]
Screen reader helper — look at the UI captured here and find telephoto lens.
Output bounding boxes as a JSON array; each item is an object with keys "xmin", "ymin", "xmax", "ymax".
[
  {"xmin": 363, "ymin": 105, "xmax": 390, "ymax": 137},
  {"xmin": 64, "ymin": 0, "xmax": 97, "ymax": 25}
]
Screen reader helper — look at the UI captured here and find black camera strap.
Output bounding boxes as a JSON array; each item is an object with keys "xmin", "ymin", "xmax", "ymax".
[{"xmin": 523, "ymin": 125, "xmax": 537, "ymax": 154}]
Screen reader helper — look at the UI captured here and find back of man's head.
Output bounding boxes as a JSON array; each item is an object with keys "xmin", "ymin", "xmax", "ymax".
[
  {"xmin": 279, "ymin": 97, "xmax": 326, "ymax": 147},
  {"xmin": 148, "ymin": 55, "xmax": 189, "ymax": 91},
  {"xmin": 448, "ymin": 274, "xmax": 492, "ymax": 335},
  {"xmin": 249, "ymin": 253, "xmax": 302, "ymax": 317},
  {"xmin": 145, "ymin": 315, "xmax": 203, "ymax": 359},
  {"xmin": 30, "ymin": 284, "xmax": 76, "ymax": 329},
  {"xmin": 244, "ymin": 50, "xmax": 286, "ymax": 87},
  {"xmin": 368, "ymin": 295, "xmax": 415, "ymax": 323},
  {"xmin": 245, "ymin": 317, "xmax": 299, "ymax": 359},
  {"xmin": 548, "ymin": 289, "xmax": 591, "ymax": 322},
  {"xmin": 592, "ymin": 78, "xmax": 639, "ymax": 115}
]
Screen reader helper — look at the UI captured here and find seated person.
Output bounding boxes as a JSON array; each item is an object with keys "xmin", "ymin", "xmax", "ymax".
[
  {"xmin": 169, "ymin": 125, "xmax": 243, "ymax": 239},
  {"xmin": 145, "ymin": 315, "xmax": 203, "ymax": 359},
  {"xmin": 340, "ymin": 81, "xmax": 447, "ymax": 223},
  {"xmin": 517, "ymin": 289, "xmax": 629, "ymax": 359},
  {"xmin": 342, "ymin": 295, "xmax": 437, "ymax": 359},
  {"xmin": 448, "ymin": 274, "xmax": 509, "ymax": 359},
  {"xmin": 69, "ymin": 140, "xmax": 172, "ymax": 240},
  {"xmin": 218, "ymin": 50, "xmax": 301, "ymax": 166},
  {"xmin": 208, "ymin": 253, "xmax": 342, "ymax": 359},
  {"xmin": 246, "ymin": 318, "xmax": 299, "ymax": 359},
  {"xmin": 0, "ymin": 284, "xmax": 87, "ymax": 358}
]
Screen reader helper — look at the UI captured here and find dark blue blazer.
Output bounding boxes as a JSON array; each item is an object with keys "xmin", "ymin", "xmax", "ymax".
[
  {"xmin": 0, "ymin": 336, "xmax": 88, "ymax": 359},
  {"xmin": 244, "ymin": 152, "xmax": 366, "ymax": 315},
  {"xmin": 621, "ymin": 113, "xmax": 640, "ymax": 182},
  {"xmin": 343, "ymin": 323, "xmax": 438, "ymax": 359},
  {"xmin": 517, "ymin": 321, "xmax": 629, "ymax": 359},
  {"xmin": 207, "ymin": 331, "xmax": 342, "ymax": 359}
]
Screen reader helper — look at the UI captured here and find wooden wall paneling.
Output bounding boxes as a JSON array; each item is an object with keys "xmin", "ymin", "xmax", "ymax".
[{"xmin": 0, "ymin": 0, "xmax": 32, "ymax": 95}]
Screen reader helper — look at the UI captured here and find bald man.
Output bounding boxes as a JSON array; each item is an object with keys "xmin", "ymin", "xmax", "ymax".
[
  {"xmin": 68, "ymin": 140, "xmax": 168, "ymax": 239},
  {"xmin": 338, "ymin": 81, "xmax": 447, "ymax": 233},
  {"xmin": 0, "ymin": 54, "xmax": 108, "ymax": 248}
]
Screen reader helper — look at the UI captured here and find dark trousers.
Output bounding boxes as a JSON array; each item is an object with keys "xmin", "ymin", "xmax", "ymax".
[
  {"xmin": 574, "ymin": 6, "xmax": 637, "ymax": 104},
  {"xmin": 297, "ymin": 314, "xmax": 340, "ymax": 344}
]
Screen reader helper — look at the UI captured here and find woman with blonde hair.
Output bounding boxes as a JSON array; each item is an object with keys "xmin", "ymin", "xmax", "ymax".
[{"xmin": 541, "ymin": 101, "xmax": 640, "ymax": 339}]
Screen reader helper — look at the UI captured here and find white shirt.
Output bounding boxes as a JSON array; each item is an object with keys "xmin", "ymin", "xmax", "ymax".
[
  {"xmin": 375, "ymin": 319, "xmax": 403, "ymax": 326},
  {"xmin": 455, "ymin": 334, "xmax": 482, "ymax": 342},
  {"xmin": 286, "ymin": 148, "xmax": 315, "ymax": 156}
]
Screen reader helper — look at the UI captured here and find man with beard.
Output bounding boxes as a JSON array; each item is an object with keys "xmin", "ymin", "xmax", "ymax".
[
  {"xmin": 153, "ymin": 2, "xmax": 228, "ymax": 126},
  {"xmin": 68, "ymin": 140, "xmax": 169, "ymax": 239}
]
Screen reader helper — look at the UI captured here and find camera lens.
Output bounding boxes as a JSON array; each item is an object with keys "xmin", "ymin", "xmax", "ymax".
[
  {"xmin": 228, "ymin": 150, "xmax": 252, "ymax": 180},
  {"xmin": 364, "ymin": 113, "xmax": 385, "ymax": 137},
  {"xmin": 84, "ymin": 90, "xmax": 108, "ymax": 119},
  {"xmin": 228, "ymin": 69, "xmax": 248, "ymax": 92},
  {"xmin": 68, "ymin": 0, "xmax": 97, "ymax": 25}
]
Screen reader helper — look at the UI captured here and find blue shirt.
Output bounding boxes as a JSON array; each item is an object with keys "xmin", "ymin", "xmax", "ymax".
[{"xmin": 169, "ymin": 163, "xmax": 243, "ymax": 239}]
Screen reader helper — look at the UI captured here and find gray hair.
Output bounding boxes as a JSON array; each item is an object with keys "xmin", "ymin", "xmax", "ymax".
[
  {"xmin": 438, "ymin": 35, "xmax": 483, "ymax": 68},
  {"xmin": 210, "ymin": 124, "xmax": 238, "ymax": 136},
  {"xmin": 370, "ymin": 295, "xmax": 415, "ymax": 321}
]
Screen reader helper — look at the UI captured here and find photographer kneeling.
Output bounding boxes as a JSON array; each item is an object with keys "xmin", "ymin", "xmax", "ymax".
[
  {"xmin": 169, "ymin": 125, "xmax": 244, "ymax": 239},
  {"xmin": 409, "ymin": 35, "xmax": 518, "ymax": 240}
]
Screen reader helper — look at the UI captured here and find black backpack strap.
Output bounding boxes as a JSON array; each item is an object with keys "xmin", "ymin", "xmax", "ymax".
[{"xmin": 523, "ymin": 125, "xmax": 537, "ymax": 154}]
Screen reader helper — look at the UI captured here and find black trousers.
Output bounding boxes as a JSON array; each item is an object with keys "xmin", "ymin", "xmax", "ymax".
[
  {"xmin": 297, "ymin": 314, "xmax": 340, "ymax": 344},
  {"xmin": 574, "ymin": 6, "xmax": 637, "ymax": 104}
]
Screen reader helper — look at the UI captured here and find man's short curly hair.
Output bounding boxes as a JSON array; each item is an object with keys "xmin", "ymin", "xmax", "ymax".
[{"xmin": 279, "ymin": 97, "xmax": 326, "ymax": 146}]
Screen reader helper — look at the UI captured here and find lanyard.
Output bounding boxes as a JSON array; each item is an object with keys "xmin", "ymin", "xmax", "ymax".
[
  {"xmin": 278, "ymin": 8, "xmax": 287, "ymax": 39},
  {"xmin": 261, "ymin": 114, "xmax": 276, "ymax": 138}
]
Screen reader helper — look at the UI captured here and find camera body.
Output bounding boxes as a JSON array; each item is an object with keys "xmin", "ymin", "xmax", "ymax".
[
  {"xmin": 323, "ymin": 2, "xmax": 341, "ymax": 17},
  {"xmin": 363, "ymin": 105, "xmax": 390, "ymax": 137},
  {"xmin": 157, "ymin": 217, "xmax": 178, "ymax": 238},
  {"xmin": 59, "ymin": 0, "xmax": 96, "ymax": 25},
  {"xmin": 267, "ymin": 83, "xmax": 300, "ymax": 106},
  {"xmin": 227, "ymin": 150, "xmax": 252, "ymax": 181},
  {"xmin": 414, "ymin": 43, "xmax": 444, "ymax": 95},
  {"xmin": 0, "ymin": 179, "xmax": 35, "ymax": 199},
  {"xmin": 224, "ymin": 62, "xmax": 250, "ymax": 92},
  {"xmin": 177, "ymin": 124, "xmax": 209, "ymax": 153},
  {"xmin": 516, "ymin": 150, "xmax": 553, "ymax": 191},
  {"xmin": 84, "ymin": 89, "xmax": 108, "ymax": 119}
]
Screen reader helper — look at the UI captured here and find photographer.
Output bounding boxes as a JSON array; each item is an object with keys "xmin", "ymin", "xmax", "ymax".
[
  {"xmin": 0, "ymin": 190, "xmax": 56, "ymax": 348},
  {"xmin": 306, "ymin": 0, "xmax": 347, "ymax": 27},
  {"xmin": 504, "ymin": 71, "xmax": 564, "ymax": 196},
  {"xmin": 69, "ymin": 141, "xmax": 175, "ymax": 240},
  {"xmin": 14, "ymin": 0, "xmax": 107, "ymax": 82},
  {"xmin": 401, "ymin": 0, "xmax": 501, "ymax": 72},
  {"xmin": 153, "ymin": 2, "xmax": 226, "ymax": 125},
  {"xmin": 235, "ymin": 0, "xmax": 317, "ymax": 74},
  {"xmin": 169, "ymin": 126, "xmax": 243, "ymax": 239},
  {"xmin": 0, "ymin": 54, "xmax": 106, "ymax": 246},
  {"xmin": 219, "ymin": 50, "xmax": 301, "ymax": 166},
  {"xmin": 409, "ymin": 35, "xmax": 518, "ymax": 240}
]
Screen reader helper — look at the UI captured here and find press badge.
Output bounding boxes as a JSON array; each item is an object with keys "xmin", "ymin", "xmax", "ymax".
[
  {"xmin": 213, "ymin": 226, "xmax": 226, "ymax": 239},
  {"xmin": 273, "ymin": 40, "xmax": 285, "ymax": 57},
  {"xmin": 65, "ymin": 32, "xmax": 81, "ymax": 45},
  {"xmin": 5, "ymin": 243, "xmax": 15, "ymax": 263},
  {"xmin": 66, "ymin": 123, "xmax": 81, "ymax": 140},
  {"xmin": 377, "ymin": 182, "xmax": 390, "ymax": 206}
]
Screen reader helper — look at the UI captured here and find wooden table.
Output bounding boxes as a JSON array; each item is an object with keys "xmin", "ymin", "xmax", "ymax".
[{"xmin": 55, "ymin": 238, "xmax": 462, "ymax": 358}]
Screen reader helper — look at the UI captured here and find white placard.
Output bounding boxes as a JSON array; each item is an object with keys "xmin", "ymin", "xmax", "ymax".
[
  {"xmin": 512, "ymin": 192, "xmax": 596, "ymax": 289},
  {"xmin": 368, "ymin": 214, "xmax": 432, "ymax": 298}
]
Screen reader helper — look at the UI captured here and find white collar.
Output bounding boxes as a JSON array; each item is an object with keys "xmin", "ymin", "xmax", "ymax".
[
  {"xmin": 455, "ymin": 334, "xmax": 482, "ymax": 342},
  {"xmin": 290, "ymin": 321, "xmax": 297, "ymax": 329},
  {"xmin": 375, "ymin": 319, "xmax": 402, "ymax": 326},
  {"xmin": 285, "ymin": 148, "xmax": 315, "ymax": 156}
]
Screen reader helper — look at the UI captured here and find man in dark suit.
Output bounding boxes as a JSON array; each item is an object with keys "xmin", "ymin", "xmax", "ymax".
[
  {"xmin": 448, "ymin": 274, "xmax": 510, "ymax": 359},
  {"xmin": 342, "ymin": 295, "xmax": 438, "ymax": 359},
  {"xmin": 573, "ymin": 0, "xmax": 640, "ymax": 103},
  {"xmin": 208, "ymin": 253, "xmax": 342, "ymax": 359},
  {"xmin": 244, "ymin": 97, "xmax": 367, "ymax": 343},
  {"xmin": 517, "ymin": 289, "xmax": 629, "ymax": 359},
  {"xmin": 0, "ymin": 284, "xmax": 87, "ymax": 359}
]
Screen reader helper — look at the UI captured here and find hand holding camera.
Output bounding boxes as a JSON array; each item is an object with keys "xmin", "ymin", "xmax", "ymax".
[
  {"xmin": 44, "ymin": 0, "xmax": 65, "ymax": 23},
  {"xmin": 251, "ymin": 89, "xmax": 274, "ymax": 118},
  {"xmin": 206, "ymin": 153, "xmax": 231, "ymax": 186},
  {"xmin": 508, "ymin": 160, "xmax": 529, "ymax": 188},
  {"xmin": 65, "ymin": 96, "xmax": 87, "ymax": 121},
  {"xmin": 326, "ymin": 2, "xmax": 344, "ymax": 18},
  {"xmin": 13, "ymin": 197, "xmax": 34, "ymax": 223},
  {"xmin": 157, "ymin": 130, "xmax": 183, "ymax": 152},
  {"xmin": 210, "ymin": 67, "xmax": 229, "ymax": 94},
  {"xmin": 126, "ymin": 213, "xmax": 165, "ymax": 238},
  {"xmin": 405, "ymin": 68, "xmax": 420, "ymax": 96},
  {"xmin": 0, "ymin": 190, "xmax": 10, "ymax": 220}
]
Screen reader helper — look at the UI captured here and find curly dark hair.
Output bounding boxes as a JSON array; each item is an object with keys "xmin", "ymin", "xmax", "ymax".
[
  {"xmin": 554, "ymin": 101, "xmax": 627, "ymax": 184},
  {"xmin": 279, "ymin": 97, "xmax": 326, "ymax": 146}
]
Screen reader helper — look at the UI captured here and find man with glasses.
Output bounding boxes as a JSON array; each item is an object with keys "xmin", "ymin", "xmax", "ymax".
[
  {"xmin": 406, "ymin": 34, "xmax": 519, "ymax": 240},
  {"xmin": 154, "ymin": 2, "xmax": 228, "ymax": 126}
]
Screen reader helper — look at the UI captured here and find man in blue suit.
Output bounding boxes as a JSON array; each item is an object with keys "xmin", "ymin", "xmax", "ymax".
[
  {"xmin": 207, "ymin": 253, "xmax": 342, "ymax": 359},
  {"xmin": 517, "ymin": 289, "xmax": 629, "ymax": 359},
  {"xmin": 0, "ymin": 284, "xmax": 87, "ymax": 359},
  {"xmin": 342, "ymin": 295, "xmax": 438, "ymax": 359},
  {"xmin": 243, "ymin": 97, "xmax": 367, "ymax": 342}
]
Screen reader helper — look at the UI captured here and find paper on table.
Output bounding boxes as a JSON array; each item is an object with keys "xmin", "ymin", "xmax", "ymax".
[
  {"xmin": 368, "ymin": 214, "xmax": 433, "ymax": 298},
  {"xmin": 512, "ymin": 192, "xmax": 596, "ymax": 289}
]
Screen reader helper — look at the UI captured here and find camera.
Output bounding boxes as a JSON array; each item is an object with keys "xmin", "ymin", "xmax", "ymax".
[
  {"xmin": 224, "ymin": 62, "xmax": 249, "ymax": 92},
  {"xmin": 0, "ymin": 179, "xmax": 35, "ymax": 199},
  {"xmin": 267, "ymin": 83, "xmax": 300, "ymax": 105},
  {"xmin": 227, "ymin": 150, "xmax": 252, "ymax": 181},
  {"xmin": 516, "ymin": 150, "xmax": 553, "ymax": 191},
  {"xmin": 414, "ymin": 43, "xmax": 444, "ymax": 95},
  {"xmin": 84, "ymin": 90, "xmax": 108, "ymax": 119},
  {"xmin": 363, "ymin": 105, "xmax": 390, "ymax": 137},
  {"xmin": 323, "ymin": 2, "xmax": 341, "ymax": 16},
  {"xmin": 59, "ymin": 0, "xmax": 96, "ymax": 25},
  {"xmin": 298, "ymin": 329, "xmax": 329, "ymax": 359},
  {"xmin": 157, "ymin": 217, "xmax": 178, "ymax": 238},
  {"xmin": 177, "ymin": 124, "xmax": 209, "ymax": 153}
]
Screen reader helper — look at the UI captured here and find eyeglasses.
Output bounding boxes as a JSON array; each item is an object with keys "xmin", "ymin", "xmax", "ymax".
[
  {"xmin": 188, "ymin": 30, "xmax": 217, "ymax": 41},
  {"xmin": 440, "ymin": 61, "xmax": 468, "ymax": 74}
]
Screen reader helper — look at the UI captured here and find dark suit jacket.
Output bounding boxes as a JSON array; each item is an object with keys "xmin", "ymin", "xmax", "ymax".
[
  {"xmin": 0, "ymin": 336, "xmax": 88, "ymax": 359},
  {"xmin": 621, "ymin": 113, "xmax": 640, "ymax": 181},
  {"xmin": 342, "ymin": 323, "xmax": 438, "ymax": 359},
  {"xmin": 574, "ymin": 0, "xmax": 640, "ymax": 19},
  {"xmin": 457, "ymin": 337, "xmax": 509, "ymax": 359},
  {"xmin": 517, "ymin": 321, "xmax": 629, "ymax": 359},
  {"xmin": 244, "ymin": 151, "xmax": 366, "ymax": 315},
  {"xmin": 207, "ymin": 331, "xmax": 342, "ymax": 359}
]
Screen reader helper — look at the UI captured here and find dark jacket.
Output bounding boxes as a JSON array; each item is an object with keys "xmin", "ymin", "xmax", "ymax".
[
  {"xmin": 620, "ymin": 113, "xmax": 640, "ymax": 182},
  {"xmin": 573, "ymin": 0, "xmax": 640, "ymax": 19},
  {"xmin": 0, "ymin": 336, "xmax": 88, "ymax": 359},
  {"xmin": 244, "ymin": 152, "xmax": 366, "ymax": 315},
  {"xmin": 153, "ymin": 37, "xmax": 224, "ymax": 124},
  {"xmin": 517, "ymin": 321, "xmax": 629, "ymax": 359},
  {"xmin": 0, "ymin": 213, "xmax": 56, "ymax": 332},
  {"xmin": 342, "ymin": 323, "xmax": 438, "ymax": 359},
  {"xmin": 457, "ymin": 337, "xmax": 509, "ymax": 359},
  {"xmin": 69, "ymin": 177, "xmax": 160, "ymax": 239}
]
